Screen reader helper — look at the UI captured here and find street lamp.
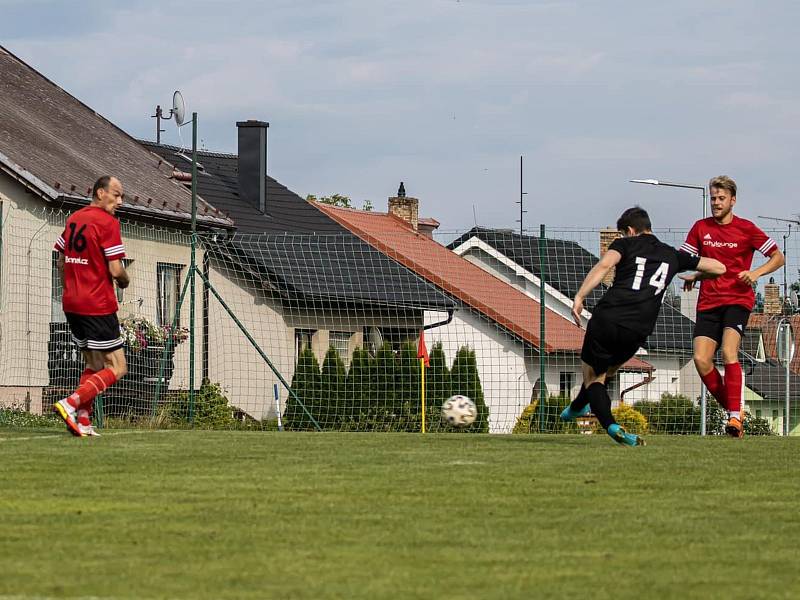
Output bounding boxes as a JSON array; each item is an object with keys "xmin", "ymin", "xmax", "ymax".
[
  {"xmin": 629, "ymin": 177, "xmax": 709, "ymax": 434},
  {"xmin": 629, "ymin": 179, "xmax": 707, "ymax": 218}
]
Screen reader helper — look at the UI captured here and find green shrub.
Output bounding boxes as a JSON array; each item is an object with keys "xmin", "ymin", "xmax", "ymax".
[
  {"xmin": 612, "ymin": 404, "xmax": 648, "ymax": 434},
  {"xmin": 284, "ymin": 347, "xmax": 321, "ymax": 431},
  {"xmin": 743, "ymin": 412, "xmax": 773, "ymax": 436},
  {"xmin": 515, "ymin": 396, "xmax": 579, "ymax": 434},
  {"xmin": 633, "ymin": 393, "xmax": 700, "ymax": 434},
  {"xmin": 0, "ymin": 407, "xmax": 61, "ymax": 429},
  {"xmin": 161, "ymin": 380, "xmax": 238, "ymax": 429},
  {"xmin": 449, "ymin": 346, "xmax": 489, "ymax": 433}
]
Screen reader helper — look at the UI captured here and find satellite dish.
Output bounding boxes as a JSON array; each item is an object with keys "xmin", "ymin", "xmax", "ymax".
[
  {"xmin": 172, "ymin": 90, "xmax": 186, "ymax": 126},
  {"xmin": 368, "ymin": 327, "xmax": 384, "ymax": 356},
  {"xmin": 777, "ymin": 320, "xmax": 795, "ymax": 366}
]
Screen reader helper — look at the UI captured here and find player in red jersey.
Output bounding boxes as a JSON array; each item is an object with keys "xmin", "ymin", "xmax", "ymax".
[
  {"xmin": 680, "ymin": 176, "xmax": 784, "ymax": 437},
  {"xmin": 53, "ymin": 176, "xmax": 130, "ymax": 437}
]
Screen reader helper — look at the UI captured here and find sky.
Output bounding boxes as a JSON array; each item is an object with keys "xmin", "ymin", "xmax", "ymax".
[{"xmin": 2, "ymin": 0, "xmax": 799, "ymax": 235}]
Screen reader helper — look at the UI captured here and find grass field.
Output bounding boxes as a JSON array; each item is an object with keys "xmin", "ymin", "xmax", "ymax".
[{"xmin": 1, "ymin": 429, "xmax": 798, "ymax": 599}]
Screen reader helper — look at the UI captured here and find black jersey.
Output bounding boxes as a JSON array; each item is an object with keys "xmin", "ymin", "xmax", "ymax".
[{"xmin": 592, "ymin": 234, "xmax": 700, "ymax": 336}]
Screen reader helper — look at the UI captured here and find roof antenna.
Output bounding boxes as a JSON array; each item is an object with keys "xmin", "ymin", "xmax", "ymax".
[
  {"xmin": 515, "ymin": 155, "xmax": 527, "ymax": 235},
  {"xmin": 151, "ymin": 91, "xmax": 185, "ymax": 144}
]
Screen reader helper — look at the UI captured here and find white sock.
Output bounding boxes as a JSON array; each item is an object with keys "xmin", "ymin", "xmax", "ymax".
[{"xmin": 728, "ymin": 411, "xmax": 741, "ymax": 420}]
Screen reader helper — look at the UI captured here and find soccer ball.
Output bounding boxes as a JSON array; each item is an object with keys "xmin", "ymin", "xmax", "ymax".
[{"xmin": 441, "ymin": 395, "xmax": 477, "ymax": 428}]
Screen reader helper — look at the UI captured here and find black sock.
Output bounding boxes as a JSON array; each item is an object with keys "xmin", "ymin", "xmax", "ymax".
[
  {"xmin": 569, "ymin": 385, "xmax": 589, "ymax": 412},
  {"xmin": 586, "ymin": 382, "xmax": 616, "ymax": 430}
]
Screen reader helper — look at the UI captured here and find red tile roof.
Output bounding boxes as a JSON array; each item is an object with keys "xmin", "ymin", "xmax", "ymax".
[
  {"xmin": 0, "ymin": 46, "xmax": 232, "ymax": 228},
  {"xmin": 316, "ymin": 204, "xmax": 651, "ymax": 373}
]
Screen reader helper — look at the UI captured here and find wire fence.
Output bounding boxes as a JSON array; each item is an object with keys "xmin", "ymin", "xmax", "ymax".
[{"xmin": 1, "ymin": 204, "xmax": 797, "ymax": 435}]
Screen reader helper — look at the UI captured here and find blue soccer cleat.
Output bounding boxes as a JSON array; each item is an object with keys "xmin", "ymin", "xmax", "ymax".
[
  {"xmin": 607, "ymin": 424, "xmax": 645, "ymax": 446},
  {"xmin": 560, "ymin": 404, "xmax": 591, "ymax": 422}
]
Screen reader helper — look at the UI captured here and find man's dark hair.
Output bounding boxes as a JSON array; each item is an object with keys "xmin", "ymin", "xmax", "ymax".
[
  {"xmin": 617, "ymin": 206, "xmax": 651, "ymax": 233},
  {"xmin": 91, "ymin": 176, "xmax": 112, "ymax": 199}
]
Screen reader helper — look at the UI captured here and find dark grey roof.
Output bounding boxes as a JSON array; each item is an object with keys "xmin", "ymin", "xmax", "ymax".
[
  {"xmin": 144, "ymin": 142, "xmax": 453, "ymax": 311},
  {"xmin": 140, "ymin": 141, "xmax": 342, "ymax": 234},
  {"xmin": 744, "ymin": 358, "xmax": 800, "ymax": 403},
  {"xmin": 0, "ymin": 46, "xmax": 231, "ymax": 228},
  {"xmin": 449, "ymin": 227, "xmax": 695, "ymax": 353}
]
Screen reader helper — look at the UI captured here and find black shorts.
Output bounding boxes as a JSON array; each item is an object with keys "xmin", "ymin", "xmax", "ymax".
[
  {"xmin": 65, "ymin": 313, "xmax": 124, "ymax": 352},
  {"xmin": 581, "ymin": 315, "xmax": 646, "ymax": 375},
  {"xmin": 693, "ymin": 305, "xmax": 751, "ymax": 345}
]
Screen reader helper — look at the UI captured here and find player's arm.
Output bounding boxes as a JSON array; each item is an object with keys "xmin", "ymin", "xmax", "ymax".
[
  {"xmin": 571, "ymin": 249, "xmax": 622, "ymax": 326},
  {"xmin": 679, "ymin": 257, "xmax": 726, "ymax": 285},
  {"xmin": 739, "ymin": 248, "xmax": 785, "ymax": 286},
  {"xmin": 108, "ymin": 259, "xmax": 130, "ymax": 289}
]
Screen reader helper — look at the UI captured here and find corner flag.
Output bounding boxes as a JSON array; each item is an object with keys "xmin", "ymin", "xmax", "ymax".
[{"xmin": 417, "ymin": 329, "xmax": 430, "ymax": 367}]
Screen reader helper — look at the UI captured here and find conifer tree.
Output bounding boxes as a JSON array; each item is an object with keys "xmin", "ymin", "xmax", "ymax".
[
  {"xmin": 344, "ymin": 346, "xmax": 372, "ymax": 428},
  {"xmin": 320, "ymin": 346, "xmax": 347, "ymax": 429},
  {"xmin": 425, "ymin": 342, "xmax": 451, "ymax": 432},
  {"xmin": 449, "ymin": 346, "xmax": 489, "ymax": 432},
  {"xmin": 285, "ymin": 346, "xmax": 321, "ymax": 430}
]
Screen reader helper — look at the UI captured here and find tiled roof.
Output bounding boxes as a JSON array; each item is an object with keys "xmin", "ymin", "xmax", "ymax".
[
  {"xmin": 143, "ymin": 142, "xmax": 454, "ymax": 311},
  {"xmin": 315, "ymin": 204, "xmax": 651, "ymax": 370},
  {"xmin": 747, "ymin": 313, "xmax": 800, "ymax": 375},
  {"xmin": 0, "ymin": 46, "xmax": 231, "ymax": 228}
]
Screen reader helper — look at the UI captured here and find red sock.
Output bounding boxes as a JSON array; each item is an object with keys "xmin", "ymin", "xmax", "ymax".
[
  {"xmin": 79, "ymin": 368, "xmax": 97, "ymax": 385},
  {"xmin": 700, "ymin": 368, "xmax": 725, "ymax": 408},
  {"xmin": 73, "ymin": 368, "xmax": 117, "ymax": 406},
  {"xmin": 77, "ymin": 409, "xmax": 91, "ymax": 426},
  {"xmin": 724, "ymin": 362, "xmax": 743, "ymax": 415}
]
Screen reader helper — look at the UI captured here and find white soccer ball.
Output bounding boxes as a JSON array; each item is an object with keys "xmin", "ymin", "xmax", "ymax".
[{"xmin": 441, "ymin": 395, "xmax": 477, "ymax": 428}]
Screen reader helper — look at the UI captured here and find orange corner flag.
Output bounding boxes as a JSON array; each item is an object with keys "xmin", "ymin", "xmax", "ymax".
[{"xmin": 417, "ymin": 329, "xmax": 430, "ymax": 367}]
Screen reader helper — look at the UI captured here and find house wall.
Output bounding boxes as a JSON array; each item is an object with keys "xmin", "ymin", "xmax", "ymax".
[{"xmin": 424, "ymin": 308, "xmax": 582, "ymax": 433}]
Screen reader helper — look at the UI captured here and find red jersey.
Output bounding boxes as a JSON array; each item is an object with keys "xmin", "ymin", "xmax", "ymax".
[
  {"xmin": 54, "ymin": 206, "xmax": 126, "ymax": 315},
  {"xmin": 681, "ymin": 215, "xmax": 777, "ymax": 312}
]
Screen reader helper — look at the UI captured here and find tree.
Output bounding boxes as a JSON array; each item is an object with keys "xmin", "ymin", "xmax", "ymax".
[
  {"xmin": 449, "ymin": 346, "xmax": 489, "ymax": 432},
  {"xmin": 373, "ymin": 342, "xmax": 397, "ymax": 416},
  {"xmin": 362, "ymin": 199, "xmax": 373, "ymax": 211},
  {"xmin": 306, "ymin": 193, "xmax": 352, "ymax": 208},
  {"xmin": 319, "ymin": 346, "xmax": 347, "ymax": 429},
  {"xmin": 285, "ymin": 347, "xmax": 321, "ymax": 430},
  {"xmin": 425, "ymin": 342, "xmax": 451, "ymax": 432},
  {"xmin": 344, "ymin": 347, "xmax": 373, "ymax": 428},
  {"xmin": 395, "ymin": 342, "xmax": 421, "ymax": 429}
]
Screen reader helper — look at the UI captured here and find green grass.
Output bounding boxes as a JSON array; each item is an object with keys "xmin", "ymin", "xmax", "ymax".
[{"xmin": 1, "ymin": 430, "xmax": 798, "ymax": 599}]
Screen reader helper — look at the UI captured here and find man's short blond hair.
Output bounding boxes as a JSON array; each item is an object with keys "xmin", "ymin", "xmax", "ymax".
[{"xmin": 709, "ymin": 175, "xmax": 737, "ymax": 197}]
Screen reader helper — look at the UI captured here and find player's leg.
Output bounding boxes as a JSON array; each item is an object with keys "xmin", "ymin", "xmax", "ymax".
[
  {"xmin": 720, "ymin": 306, "xmax": 749, "ymax": 438},
  {"xmin": 693, "ymin": 308, "xmax": 725, "ymax": 406},
  {"xmin": 53, "ymin": 313, "xmax": 87, "ymax": 436},
  {"xmin": 561, "ymin": 319, "xmax": 610, "ymax": 421},
  {"xmin": 65, "ymin": 314, "xmax": 126, "ymax": 436}
]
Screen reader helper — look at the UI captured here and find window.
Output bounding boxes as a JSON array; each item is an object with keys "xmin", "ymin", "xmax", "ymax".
[
  {"xmin": 295, "ymin": 328, "xmax": 314, "ymax": 360},
  {"xmin": 559, "ymin": 371, "xmax": 575, "ymax": 399},
  {"xmin": 115, "ymin": 258, "xmax": 133, "ymax": 303},
  {"xmin": 156, "ymin": 263, "xmax": 183, "ymax": 327},
  {"xmin": 330, "ymin": 331, "xmax": 352, "ymax": 361},
  {"xmin": 51, "ymin": 251, "xmax": 66, "ymax": 323}
]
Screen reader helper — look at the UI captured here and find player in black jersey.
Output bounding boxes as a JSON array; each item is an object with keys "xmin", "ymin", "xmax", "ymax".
[{"xmin": 560, "ymin": 207, "xmax": 725, "ymax": 446}]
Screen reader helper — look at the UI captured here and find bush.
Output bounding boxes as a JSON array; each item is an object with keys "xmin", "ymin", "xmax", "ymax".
[
  {"xmin": 744, "ymin": 412, "xmax": 773, "ymax": 435},
  {"xmin": 612, "ymin": 404, "xmax": 648, "ymax": 434},
  {"xmin": 0, "ymin": 407, "xmax": 61, "ymax": 429},
  {"xmin": 633, "ymin": 393, "xmax": 700, "ymax": 434},
  {"xmin": 514, "ymin": 396, "xmax": 579, "ymax": 434},
  {"xmin": 162, "ymin": 380, "xmax": 238, "ymax": 429}
]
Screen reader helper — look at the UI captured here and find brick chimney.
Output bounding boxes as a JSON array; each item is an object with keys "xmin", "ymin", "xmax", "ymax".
[
  {"xmin": 599, "ymin": 228, "xmax": 621, "ymax": 286},
  {"xmin": 764, "ymin": 277, "xmax": 782, "ymax": 315},
  {"xmin": 236, "ymin": 120, "xmax": 268, "ymax": 213},
  {"xmin": 388, "ymin": 182, "xmax": 418, "ymax": 231}
]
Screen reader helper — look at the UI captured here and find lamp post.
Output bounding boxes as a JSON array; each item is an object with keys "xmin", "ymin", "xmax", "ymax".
[
  {"xmin": 629, "ymin": 179, "xmax": 707, "ymax": 218},
  {"xmin": 630, "ymin": 177, "xmax": 709, "ymax": 434}
]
